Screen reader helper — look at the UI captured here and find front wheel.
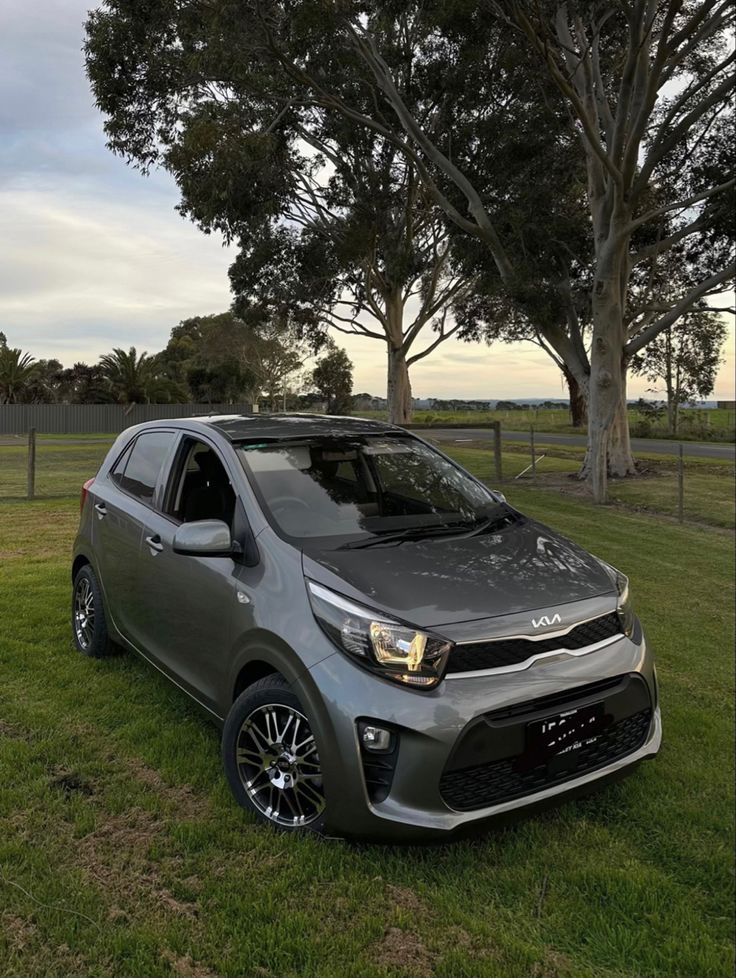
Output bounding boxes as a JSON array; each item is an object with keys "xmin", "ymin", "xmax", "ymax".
[
  {"xmin": 222, "ymin": 675, "xmax": 328, "ymax": 833},
  {"xmin": 71, "ymin": 564, "xmax": 113, "ymax": 658}
]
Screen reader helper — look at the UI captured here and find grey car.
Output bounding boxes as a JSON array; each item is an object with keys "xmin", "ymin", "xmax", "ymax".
[{"xmin": 71, "ymin": 414, "xmax": 661, "ymax": 841}]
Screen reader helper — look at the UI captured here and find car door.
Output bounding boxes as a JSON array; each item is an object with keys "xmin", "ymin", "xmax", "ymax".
[
  {"xmin": 91, "ymin": 430, "xmax": 177, "ymax": 643},
  {"xmin": 134, "ymin": 434, "xmax": 241, "ymax": 715}
]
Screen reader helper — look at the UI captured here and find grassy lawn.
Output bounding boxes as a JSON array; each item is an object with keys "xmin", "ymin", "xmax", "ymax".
[
  {"xmin": 0, "ymin": 441, "xmax": 113, "ymax": 498},
  {"xmin": 0, "ymin": 493, "xmax": 733, "ymax": 978},
  {"xmin": 356, "ymin": 408, "xmax": 736, "ymax": 442},
  {"xmin": 442, "ymin": 444, "xmax": 735, "ymax": 530},
  {"xmin": 2, "ymin": 436, "xmax": 734, "ymax": 530}
]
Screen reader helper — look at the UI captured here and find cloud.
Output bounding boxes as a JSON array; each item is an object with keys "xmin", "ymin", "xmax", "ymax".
[{"xmin": 1, "ymin": 1, "xmax": 734, "ymax": 400}]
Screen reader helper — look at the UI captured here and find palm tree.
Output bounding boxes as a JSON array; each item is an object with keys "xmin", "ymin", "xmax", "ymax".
[
  {"xmin": 99, "ymin": 347, "xmax": 154, "ymax": 407},
  {"xmin": 0, "ymin": 347, "xmax": 37, "ymax": 403}
]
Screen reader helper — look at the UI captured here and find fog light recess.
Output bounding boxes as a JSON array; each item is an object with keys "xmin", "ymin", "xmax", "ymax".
[{"xmin": 357, "ymin": 720, "xmax": 400, "ymax": 803}]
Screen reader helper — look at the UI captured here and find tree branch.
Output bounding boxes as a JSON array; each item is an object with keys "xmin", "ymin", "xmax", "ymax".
[{"xmin": 625, "ymin": 264, "xmax": 736, "ymax": 355}]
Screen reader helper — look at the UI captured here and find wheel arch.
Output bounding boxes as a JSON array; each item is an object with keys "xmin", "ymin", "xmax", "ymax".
[
  {"xmin": 72, "ymin": 553, "xmax": 91, "ymax": 582},
  {"xmin": 227, "ymin": 630, "xmax": 309, "ymax": 706}
]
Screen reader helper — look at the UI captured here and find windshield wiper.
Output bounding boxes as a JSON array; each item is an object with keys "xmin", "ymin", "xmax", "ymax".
[
  {"xmin": 339, "ymin": 508, "xmax": 517, "ymax": 550},
  {"xmin": 339, "ymin": 522, "xmax": 474, "ymax": 550},
  {"xmin": 462, "ymin": 510, "xmax": 517, "ymax": 536}
]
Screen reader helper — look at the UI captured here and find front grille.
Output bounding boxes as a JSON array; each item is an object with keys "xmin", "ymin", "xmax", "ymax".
[
  {"xmin": 447, "ymin": 612, "xmax": 622, "ymax": 674},
  {"xmin": 439, "ymin": 707, "xmax": 651, "ymax": 811}
]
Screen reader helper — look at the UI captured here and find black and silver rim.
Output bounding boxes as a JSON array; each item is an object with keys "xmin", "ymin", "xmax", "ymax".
[
  {"xmin": 235, "ymin": 703, "xmax": 325, "ymax": 827},
  {"xmin": 73, "ymin": 577, "xmax": 95, "ymax": 650}
]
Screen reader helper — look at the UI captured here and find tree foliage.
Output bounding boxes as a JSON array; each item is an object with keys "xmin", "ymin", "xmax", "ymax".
[
  {"xmin": 98, "ymin": 347, "xmax": 182, "ymax": 406},
  {"xmin": 312, "ymin": 345, "xmax": 354, "ymax": 414},
  {"xmin": 0, "ymin": 347, "xmax": 37, "ymax": 404},
  {"xmin": 631, "ymin": 307, "xmax": 727, "ymax": 434},
  {"xmin": 85, "ymin": 1, "xmax": 734, "ymax": 491}
]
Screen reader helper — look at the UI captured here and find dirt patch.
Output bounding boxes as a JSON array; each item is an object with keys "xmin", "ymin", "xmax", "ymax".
[
  {"xmin": 0, "ymin": 718, "xmax": 24, "ymax": 739},
  {"xmin": 0, "ymin": 912, "xmax": 95, "ymax": 976},
  {"xmin": 49, "ymin": 768, "xmax": 96, "ymax": 798},
  {"xmin": 375, "ymin": 927, "xmax": 435, "ymax": 977},
  {"xmin": 386, "ymin": 883, "xmax": 427, "ymax": 915},
  {"xmin": 77, "ymin": 809, "xmax": 199, "ymax": 921},
  {"xmin": 161, "ymin": 949, "xmax": 220, "ymax": 978},
  {"xmin": 531, "ymin": 948, "xmax": 576, "ymax": 978},
  {"xmin": 1, "ymin": 911, "xmax": 37, "ymax": 951},
  {"xmin": 124, "ymin": 756, "xmax": 210, "ymax": 820}
]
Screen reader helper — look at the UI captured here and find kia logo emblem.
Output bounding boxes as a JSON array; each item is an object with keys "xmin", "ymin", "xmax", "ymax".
[{"xmin": 532, "ymin": 613, "xmax": 562, "ymax": 629}]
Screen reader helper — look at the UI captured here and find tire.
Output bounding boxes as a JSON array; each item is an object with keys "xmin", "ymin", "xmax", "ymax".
[
  {"xmin": 222, "ymin": 674, "xmax": 328, "ymax": 834},
  {"xmin": 71, "ymin": 564, "xmax": 113, "ymax": 658}
]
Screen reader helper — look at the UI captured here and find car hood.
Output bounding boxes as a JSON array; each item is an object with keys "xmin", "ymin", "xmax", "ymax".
[{"xmin": 301, "ymin": 516, "xmax": 616, "ymax": 628}]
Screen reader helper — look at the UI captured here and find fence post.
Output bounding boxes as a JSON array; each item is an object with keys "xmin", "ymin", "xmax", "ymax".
[
  {"xmin": 530, "ymin": 425, "xmax": 536, "ymax": 480},
  {"xmin": 491, "ymin": 421, "xmax": 503, "ymax": 484},
  {"xmin": 678, "ymin": 443, "xmax": 684, "ymax": 523},
  {"xmin": 27, "ymin": 428, "xmax": 36, "ymax": 500}
]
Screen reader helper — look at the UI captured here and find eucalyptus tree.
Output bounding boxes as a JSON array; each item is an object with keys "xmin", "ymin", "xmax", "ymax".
[
  {"xmin": 198, "ymin": 0, "xmax": 733, "ymax": 500},
  {"xmin": 85, "ymin": 3, "xmax": 474, "ymax": 423},
  {"xmin": 317, "ymin": 1, "xmax": 734, "ymax": 499},
  {"xmin": 631, "ymin": 306, "xmax": 727, "ymax": 435}
]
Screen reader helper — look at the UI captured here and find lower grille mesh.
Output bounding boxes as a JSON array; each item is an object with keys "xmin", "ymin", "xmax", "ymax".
[
  {"xmin": 439, "ymin": 708, "xmax": 651, "ymax": 811},
  {"xmin": 448, "ymin": 612, "xmax": 623, "ymax": 674}
]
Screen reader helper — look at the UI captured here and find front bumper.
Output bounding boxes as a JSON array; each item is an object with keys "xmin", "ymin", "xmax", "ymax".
[{"xmin": 296, "ymin": 624, "xmax": 660, "ymax": 842}]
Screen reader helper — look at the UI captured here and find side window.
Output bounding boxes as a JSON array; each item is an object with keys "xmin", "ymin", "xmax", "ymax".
[
  {"xmin": 117, "ymin": 431, "xmax": 176, "ymax": 504},
  {"xmin": 168, "ymin": 439, "xmax": 236, "ymax": 529},
  {"xmin": 109, "ymin": 440, "xmax": 134, "ymax": 489}
]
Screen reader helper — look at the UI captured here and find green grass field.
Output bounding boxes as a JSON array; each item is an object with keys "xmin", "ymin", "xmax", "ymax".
[
  {"xmin": 1, "ymin": 436, "xmax": 734, "ymax": 530},
  {"xmin": 1, "ymin": 490, "xmax": 734, "ymax": 978},
  {"xmin": 441, "ymin": 443, "xmax": 736, "ymax": 530},
  {"xmin": 355, "ymin": 407, "xmax": 736, "ymax": 442}
]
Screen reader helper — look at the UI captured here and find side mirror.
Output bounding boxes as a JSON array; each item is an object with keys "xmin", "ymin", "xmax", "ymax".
[{"xmin": 173, "ymin": 519, "xmax": 234, "ymax": 557}]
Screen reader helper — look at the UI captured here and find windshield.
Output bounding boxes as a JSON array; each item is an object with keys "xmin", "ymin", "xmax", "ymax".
[{"xmin": 237, "ymin": 435, "xmax": 508, "ymax": 546}]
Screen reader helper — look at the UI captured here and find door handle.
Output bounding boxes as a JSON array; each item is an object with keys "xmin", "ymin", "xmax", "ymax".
[
  {"xmin": 145, "ymin": 534, "xmax": 164, "ymax": 555},
  {"xmin": 94, "ymin": 502, "xmax": 107, "ymax": 520}
]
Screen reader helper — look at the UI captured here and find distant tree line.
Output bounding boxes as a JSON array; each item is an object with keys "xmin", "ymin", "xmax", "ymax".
[{"xmin": 0, "ymin": 320, "xmax": 353, "ymax": 414}]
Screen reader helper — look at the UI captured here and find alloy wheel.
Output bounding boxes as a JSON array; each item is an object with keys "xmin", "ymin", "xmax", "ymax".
[
  {"xmin": 235, "ymin": 703, "xmax": 325, "ymax": 827},
  {"xmin": 73, "ymin": 577, "xmax": 95, "ymax": 651}
]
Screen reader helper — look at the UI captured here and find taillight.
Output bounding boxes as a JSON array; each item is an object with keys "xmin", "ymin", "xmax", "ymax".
[{"xmin": 81, "ymin": 478, "xmax": 95, "ymax": 514}]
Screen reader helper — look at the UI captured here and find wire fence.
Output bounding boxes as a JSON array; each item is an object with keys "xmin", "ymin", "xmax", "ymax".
[{"xmin": 0, "ymin": 425, "xmax": 733, "ymax": 529}]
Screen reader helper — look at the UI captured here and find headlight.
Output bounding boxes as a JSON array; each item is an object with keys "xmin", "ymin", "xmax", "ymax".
[
  {"xmin": 307, "ymin": 581, "xmax": 452, "ymax": 689},
  {"xmin": 615, "ymin": 570, "xmax": 635, "ymax": 637},
  {"xmin": 596, "ymin": 558, "xmax": 636, "ymax": 637}
]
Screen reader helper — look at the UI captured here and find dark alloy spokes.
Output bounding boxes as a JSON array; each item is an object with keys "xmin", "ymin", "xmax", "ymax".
[
  {"xmin": 74, "ymin": 578, "xmax": 95, "ymax": 649},
  {"xmin": 236, "ymin": 702, "xmax": 325, "ymax": 827}
]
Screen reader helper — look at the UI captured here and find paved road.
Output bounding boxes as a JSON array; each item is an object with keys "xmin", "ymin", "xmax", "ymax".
[
  {"xmin": 1, "ymin": 429, "xmax": 733, "ymax": 460},
  {"xmin": 428, "ymin": 428, "xmax": 736, "ymax": 461}
]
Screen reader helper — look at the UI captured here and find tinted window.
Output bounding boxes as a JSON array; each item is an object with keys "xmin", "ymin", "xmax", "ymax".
[
  {"xmin": 238, "ymin": 436, "xmax": 503, "ymax": 544},
  {"xmin": 110, "ymin": 441, "xmax": 134, "ymax": 488},
  {"xmin": 117, "ymin": 431, "xmax": 176, "ymax": 503}
]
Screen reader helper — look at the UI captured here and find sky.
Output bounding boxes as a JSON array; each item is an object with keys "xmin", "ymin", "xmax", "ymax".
[{"xmin": 1, "ymin": 0, "xmax": 734, "ymax": 401}]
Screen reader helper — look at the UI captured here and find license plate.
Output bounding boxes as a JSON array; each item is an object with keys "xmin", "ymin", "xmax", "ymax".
[{"xmin": 520, "ymin": 702, "xmax": 607, "ymax": 771}]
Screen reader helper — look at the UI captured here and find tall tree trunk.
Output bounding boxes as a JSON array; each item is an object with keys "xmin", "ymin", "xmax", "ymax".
[
  {"xmin": 608, "ymin": 371, "xmax": 636, "ymax": 477},
  {"xmin": 385, "ymin": 287, "xmax": 412, "ymax": 424},
  {"xmin": 387, "ymin": 345, "xmax": 412, "ymax": 424},
  {"xmin": 584, "ymin": 275, "xmax": 629, "ymax": 502},
  {"xmin": 664, "ymin": 331, "xmax": 675, "ymax": 435},
  {"xmin": 563, "ymin": 365, "xmax": 588, "ymax": 427}
]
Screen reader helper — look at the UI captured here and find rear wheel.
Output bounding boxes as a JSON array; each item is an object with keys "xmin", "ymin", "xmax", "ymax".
[
  {"xmin": 222, "ymin": 675, "xmax": 328, "ymax": 833},
  {"xmin": 71, "ymin": 565, "xmax": 113, "ymax": 658}
]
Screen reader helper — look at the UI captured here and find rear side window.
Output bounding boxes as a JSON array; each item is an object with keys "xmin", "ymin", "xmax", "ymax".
[
  {"xmin": 113, "ymin": 431, "xmax": 176, "ymax": 504},
  {"xmin": 110, "ymin": 441, "xmax": 134, "ymax": 489}
]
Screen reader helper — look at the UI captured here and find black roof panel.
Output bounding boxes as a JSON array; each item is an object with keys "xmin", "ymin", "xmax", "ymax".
[{"xmin": 196, "ymin": 413, "xmax": 403, "ymax": 442}]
